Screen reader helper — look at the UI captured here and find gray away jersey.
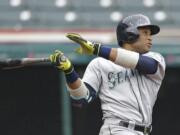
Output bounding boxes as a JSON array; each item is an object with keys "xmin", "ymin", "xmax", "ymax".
[{"xmin": 82, "ymin": 51, "xmax": 166, "ymax": 125}]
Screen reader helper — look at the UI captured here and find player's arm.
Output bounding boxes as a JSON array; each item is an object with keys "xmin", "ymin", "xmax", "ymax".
[
  {"xmin": 95, "ymin": 46, "xmax": 158, "ymax": 74},
  {"xmin": 49, "ymin": 50, "xmax": 97, "ymax": 107},
  {"xmin": 110, "ymin": 48, "xmax": 158, "ymax": 74},
  {"xmin": 66, "ymin": 33, "xmax": 158, "ymax": 74}
]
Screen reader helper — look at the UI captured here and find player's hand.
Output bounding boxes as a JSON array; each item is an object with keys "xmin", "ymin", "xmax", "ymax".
[
  {"xmin": 49, "ymin": 50, "xmax": 73, "ymax": 74},
  {"xmin": 66, "ymin": 33, "xmax": 101, "ymax": 55}
]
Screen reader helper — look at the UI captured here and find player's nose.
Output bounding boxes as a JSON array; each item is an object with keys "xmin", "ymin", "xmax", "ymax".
[{"xmin": 148, "ymin": 35, "xmax": 152, "ymax": 41}]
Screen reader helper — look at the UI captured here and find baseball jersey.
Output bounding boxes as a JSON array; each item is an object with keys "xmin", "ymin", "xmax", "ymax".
[{"xmin": 82, "ymin": 51, "xmax": 166, "ymax": 126}]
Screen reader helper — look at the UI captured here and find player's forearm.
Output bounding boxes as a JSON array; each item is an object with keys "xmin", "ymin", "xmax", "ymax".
[
  {"xmin": 67, "ymin": 78, "xmax": 81, "ymax": 89},
  {"xmin": 109, "ymin": 48, "xmax": 118, "ymax": 62},
  {"xmin": 66, "ymin": 75, "xmax": 89, "ymax": 100},
  {"xmin": 98, "ymin": 46, "xmax": 139, "ymax": 68},
  {"xmin": 65, "ymin": 70, "xmax": 96, "ymax": 103},
  {"xmin": 99, "ymin": 47, "xmax": 118, "ymax": 62},
  {"xmin": 65, "ymin": 69, "xmax": 81, "ymax": 89},
  {"xmin": 69, "ymin": 81, "xmax": 97, "ymax": 107}
]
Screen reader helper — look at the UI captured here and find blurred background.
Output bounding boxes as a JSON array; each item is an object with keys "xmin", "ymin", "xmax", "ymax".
[{"xmin": 0, "ymin": 0, "xmax": 180, "ymax": 135}]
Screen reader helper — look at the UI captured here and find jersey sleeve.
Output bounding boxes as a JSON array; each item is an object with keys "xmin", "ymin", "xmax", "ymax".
[
  {"xmin": 143, "ymin": 52, "xmax": 166, "ymax": 82},
  {"xmin": 82, "ymin": 58, "xmax": 102, "ymax": 93}
]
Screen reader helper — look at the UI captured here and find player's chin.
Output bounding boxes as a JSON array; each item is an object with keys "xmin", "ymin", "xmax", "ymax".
[
  {"xmin": 145, "ymin": 45, "xmax": 151, "ymax": 51},
  {"xmin": 147, "ymin": 44, "xmax": 152, "ymax": 49},
  {"xmin": 141, "ymin": 47, "xmax": 150, "ymax": 54}
]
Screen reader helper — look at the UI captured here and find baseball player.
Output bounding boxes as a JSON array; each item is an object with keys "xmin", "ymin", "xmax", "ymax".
[{"xmin": 49, "ymin": 14, "xmax": 166, "ymax": 135}]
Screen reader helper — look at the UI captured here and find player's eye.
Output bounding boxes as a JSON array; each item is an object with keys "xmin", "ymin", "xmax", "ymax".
[{"xmin": 143, "ymin": 30, "xmax": 150, "ymax": 36}]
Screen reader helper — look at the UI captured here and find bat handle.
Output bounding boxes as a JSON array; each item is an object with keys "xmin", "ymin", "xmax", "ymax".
[{"xmin": 21, "ymin": 57, "xmax": 50, "ymax": 64}]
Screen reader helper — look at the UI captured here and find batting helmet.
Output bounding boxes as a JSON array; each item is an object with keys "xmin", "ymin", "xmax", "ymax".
[{"xmin": 116, "ymin": 14, "xmax": 160, "ymax": 46}]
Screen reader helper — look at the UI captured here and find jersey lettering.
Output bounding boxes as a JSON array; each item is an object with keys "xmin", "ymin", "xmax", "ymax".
[{"xmin": 108, "ymin": 69, "xmax": 135, "ymax": 89}]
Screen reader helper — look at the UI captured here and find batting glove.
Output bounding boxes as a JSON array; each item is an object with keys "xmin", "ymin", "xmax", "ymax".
[
  {"xmin": 49, "ymin": 50, "xmax": 73, "ymax": 74},
  {"xmin": 66, "ymin": 33, "xmax": 101, "ymax": 55}
]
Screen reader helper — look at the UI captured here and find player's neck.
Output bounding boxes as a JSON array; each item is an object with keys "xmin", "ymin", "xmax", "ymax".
[{"xmin": 122, "ymin": 43, "xmax": 135, "ymax": 52}]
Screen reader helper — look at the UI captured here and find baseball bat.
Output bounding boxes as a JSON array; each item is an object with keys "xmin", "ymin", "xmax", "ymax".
[
  {"xmin": 0, "ymin": 57, "xmax": 50, "ymax": 70},
  {"xmin": 19, "ymin": 57, "xmax": 50, "ymax": 65}
]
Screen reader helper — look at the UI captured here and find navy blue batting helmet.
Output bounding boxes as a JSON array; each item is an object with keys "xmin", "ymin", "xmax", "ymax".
[{"xmin": 116, "ymin": 14, "xmax": 160, "ymax": 46}]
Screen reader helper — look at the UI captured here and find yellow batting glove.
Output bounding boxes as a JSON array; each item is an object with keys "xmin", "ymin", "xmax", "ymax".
[
  {"xmin": 66, "ymin": 33, "xmax": 101, "ymax": 55},
  {"xmin": 49, "ymin": 50, "xmax": 73, "ymax": 74}
]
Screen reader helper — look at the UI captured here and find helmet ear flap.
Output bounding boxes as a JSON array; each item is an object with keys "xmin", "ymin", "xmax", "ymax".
[
  {"xmin": 116, "ymin": 22, "xmax": 139, "ymax": 46},
  {"xmin": 116, "ymin": 22, "xmax": 128, "ymax": 46},
  {"xmin": 126, "ymin": 32, "xmax": 139, "ymax": 43}
]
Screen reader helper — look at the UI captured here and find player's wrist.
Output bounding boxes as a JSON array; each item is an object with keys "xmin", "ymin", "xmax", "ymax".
[
  {"xmin": 97, "ymin": 45, "xmax": 111, "ymax": 59},
  {"xmin": 65, "ymin": 68, "xmax": 79, "ymax": 83}
]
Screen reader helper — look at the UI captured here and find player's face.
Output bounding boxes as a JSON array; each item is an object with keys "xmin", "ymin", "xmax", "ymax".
[{"xmin": 131, "ymin": 27, "xmax": 152, "ymax": 54}]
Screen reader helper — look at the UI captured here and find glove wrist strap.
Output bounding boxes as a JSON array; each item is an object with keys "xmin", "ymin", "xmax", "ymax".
[
  {"xmin": 64, "ymin": 65, "xmax": 74, "ymax": 74},
  {"xmin": 93, "ymin": 43, "xmax": 101, "ymax": 55}
]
